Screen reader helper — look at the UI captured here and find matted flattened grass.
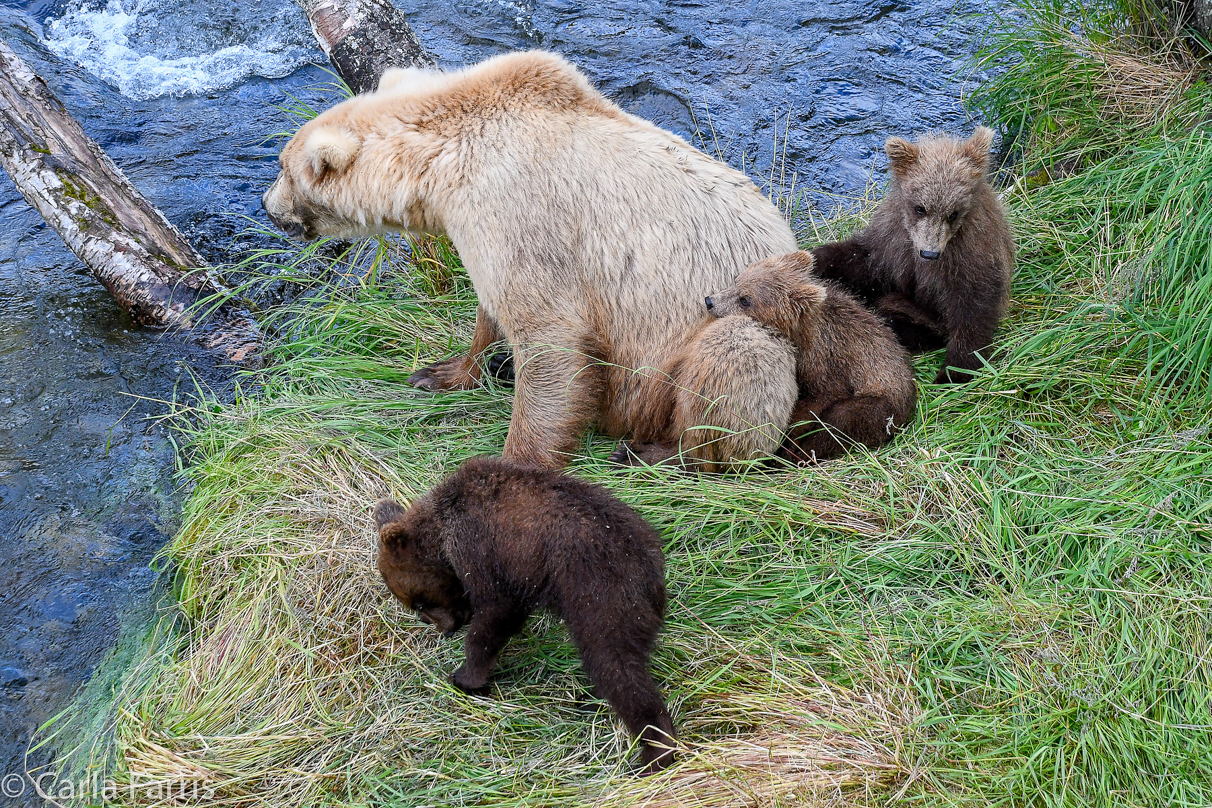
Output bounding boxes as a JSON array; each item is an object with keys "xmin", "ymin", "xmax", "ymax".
[{"xmin": 72, "ymin": 1, "xmax": 1212, "ymax": 802}]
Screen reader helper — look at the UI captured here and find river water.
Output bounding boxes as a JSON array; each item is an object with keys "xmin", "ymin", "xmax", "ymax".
[{"xmin": 0, "ymin": 0, "xmax": 997, "ymax": 791}]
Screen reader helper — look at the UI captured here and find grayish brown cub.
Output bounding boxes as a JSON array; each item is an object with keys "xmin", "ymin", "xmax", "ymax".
[
  {"xmin": 705, "ymin": 251, "xmax": 917, "ymax": 462},
  {"xmin": 812, "ymin": 127, "xmax": 1015, "ymax": 383}
]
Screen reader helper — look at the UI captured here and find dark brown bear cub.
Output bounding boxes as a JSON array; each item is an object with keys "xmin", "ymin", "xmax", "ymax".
[
  {"xmin": 706, "ymin": 251, "xmax": 917, "ymax": 462},
  {"xmin": 374, "ymin": 457, "xmax": 676, "ymax": 774},
  {"xmin": 811, "ymin": 127, "xmax": 1014, "ymax": 383}
]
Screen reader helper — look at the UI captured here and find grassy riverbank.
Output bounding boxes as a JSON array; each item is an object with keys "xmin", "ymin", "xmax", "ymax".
[{"xmin": 64, "ymin": 0, "xmax": 1212, "ymax": 804}]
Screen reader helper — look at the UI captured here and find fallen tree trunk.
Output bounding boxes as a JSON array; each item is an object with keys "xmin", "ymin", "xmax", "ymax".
[
  {"xmin": 295, "ymin": 0, "xmax": 435, "ymax": 93},
  {"xmin": 0, "ymin": 40, "xmax": 257, "ymax": 362}
]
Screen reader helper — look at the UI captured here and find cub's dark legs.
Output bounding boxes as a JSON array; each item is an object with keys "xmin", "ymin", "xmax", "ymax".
[
  {"xmin": 780, "ymin": 394, "xmax": 909, "ymax": 463},
  {"xmin": 451, "ymin": 600, "xmax": 531, "ymax": 694},
  {"xmin": 873, "ymin": 292, "xmax": 946, "ymax": 352},
  {"xmin": 574, "ymin": 638, "xmax": 676, "ymax": 774},
  {"xmin": 937, "ymin": 299, "xmax": 1001, "ymax": 384}
]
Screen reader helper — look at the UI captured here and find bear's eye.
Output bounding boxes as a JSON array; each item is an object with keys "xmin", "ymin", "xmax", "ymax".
[
  {"xmin": 739, "ymin": 295, "xmax": 752, "ymax": 308},
  {"xmin": 947, "ymin": 210, "xmax": 959, "ymax": 223},
  {"xmin": 914, "ymin": 205, "xmax": 927, "ymax": 216}
]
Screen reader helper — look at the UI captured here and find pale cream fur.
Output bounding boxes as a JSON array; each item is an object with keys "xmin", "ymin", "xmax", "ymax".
[{"xmin": 263, "ymin": 50, "xmax": 798, "ymax": 467}]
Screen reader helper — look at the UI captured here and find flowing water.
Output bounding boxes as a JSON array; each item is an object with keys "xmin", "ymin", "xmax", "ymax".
[{"xmin": 0, "ymin": 0, "xmax": 998, "ymax": 794}]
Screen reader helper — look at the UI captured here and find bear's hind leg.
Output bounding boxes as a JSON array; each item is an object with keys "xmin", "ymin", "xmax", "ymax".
[
  {"xmin": 410, "ymin": 305, "xmax": 503, "ymax": 391},
  {"xmin": 781, "ymin": 394, "xmax": 908, "ymax": 463},
  {"xmin": 575, "ymin": 640, "xmax": 676, "ymax": 774},
  {"xmin": 451, "ymin": 600, "xmax": 530, "ymax": 695}
]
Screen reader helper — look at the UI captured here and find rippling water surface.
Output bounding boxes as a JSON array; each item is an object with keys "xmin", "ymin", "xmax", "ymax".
[{"xmin": 0, "ymin": 0, "xmax": 999, "ymax": 790}]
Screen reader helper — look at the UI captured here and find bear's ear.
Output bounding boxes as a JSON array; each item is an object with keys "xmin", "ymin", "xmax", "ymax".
[
  {"xmin": 378, "ymin": 67, "xmax": 426, "ymax": 94},
  {"xmin": 962, "ymin": 126, "xmax": 994, "ymax": 172},
  {"xmin": 791, "ymin": 280, "xmax": 827, "ymax": 313},
  {"xmin": 781, "ymin": 250, "xmax": 817, "ymax": 282},
  {"xmin": 885, "ymin": 136, "xmax": 919, "ymax": 179},
  {"xmin": 373, "ymin": 499, "xmax": 409, "ymax": 531},
  {"xmin": 304, "ymin": 127, "xmax": 361, "ymax": 180}
]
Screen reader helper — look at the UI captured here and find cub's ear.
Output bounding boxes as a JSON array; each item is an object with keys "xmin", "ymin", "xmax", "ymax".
[
  {"xmin": 780, "ymin": 250, "xmax": 817, "ymax": 282},
  {"xmin": 373, "ymin": 499, "xmax": 409, "ymax": 532},
  {"xmin": 791, "ymin": 281, "xmax": 827, "ymax": 312},
  {"xmin": 885, "ymin": 136, "xmax": 919, "ymax": 178},
  {"xmin": 963, "ymin": 126, "xmax": 995, "ymax": 172},
  {"xmin": 304, "ymin": 126, "xmax": 361, "ymax": 180}
]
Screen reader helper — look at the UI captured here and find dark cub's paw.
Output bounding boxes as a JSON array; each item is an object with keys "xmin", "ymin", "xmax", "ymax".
[
  {"xmin": 934, "ymin": 366, "xmax": 975, "ymax": 385},
  {"xmin": 485, "ymin": 351, "xmax": 515, "ymax": 386},
  {"xmin": 449, "ymin": 666, "xmax": 492, "ymax": 696},
  {"xmin": 608, "ymin": 441, "xmax": 642, "ymax": 466},
  {"xmin": 638, "ymin": 739, "xmax": 677, "ymax": 776}
]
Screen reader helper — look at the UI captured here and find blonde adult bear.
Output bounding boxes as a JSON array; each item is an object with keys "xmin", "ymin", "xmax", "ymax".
[{"xmin": 262, "ymin": 51, "xmax": 798, "ymax": 468}]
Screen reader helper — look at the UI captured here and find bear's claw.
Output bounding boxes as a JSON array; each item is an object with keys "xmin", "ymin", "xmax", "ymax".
[
  {"xmin": 608, "ymin": 442, "xmax": 641, "ymax": 466},
  {"xmin": 450, "ymin": 668, "xmax": 491, "ymax": 696},
  {"xmin": 407, "ymin": 366, "xmax": 440, "ymax": 390},
  {"xmin": 409, "ymin": 355, "xmax": 482, "ymax": 391}
]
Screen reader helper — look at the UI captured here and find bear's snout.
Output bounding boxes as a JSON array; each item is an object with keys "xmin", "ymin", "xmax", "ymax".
[
  {"xmin": 919, "ymin": 250, "xmax": 941, "ymax": 261},
  {"xmin": 704, "ymin": 296, "xmax": 714, "ymax": 311}
]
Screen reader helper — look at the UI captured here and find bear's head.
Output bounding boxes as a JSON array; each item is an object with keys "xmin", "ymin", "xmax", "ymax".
[
  {"xmin": 704, "ymin": 251, "xmax": 827, "ymax": 338},
  {"xmin": 884, "ymin": 126, "xmax": 994, "ymax": 262},
  {"xmin": 374, "ymin": 498, "xmax": 472, "ymax": 636},
  {"xmin": 261, "ymin": 69, "xmax": 448, "ymax": 241}
]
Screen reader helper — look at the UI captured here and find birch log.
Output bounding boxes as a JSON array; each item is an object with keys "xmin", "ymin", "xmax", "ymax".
[
  {"xmin": 0, "ymin": 40, "xmax": 257, "ymax": 362},
  {"xmin": 295, "ymin": 0, "xmax": 434, "ymax": 93}
]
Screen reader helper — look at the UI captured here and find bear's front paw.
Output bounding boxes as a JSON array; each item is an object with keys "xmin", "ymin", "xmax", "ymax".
[
  {"xmin": 638, "ymin": 743, "xmax": 676, "ymax": 776},
  {"xmin": 934, "ymin": 366, "xmax": 975, "ymax": 385},
  {"xmin": 407, "ymin": 366, "xmax": 442, "ymax": 391},
  {"xmin": 408, "ymin": 355, "xmax": 478, "ymax": 392},
  {"xmin": 607, "ymin": 441, "xmax": 641, "ymax": 467},
  {"xmin": 450, "ymin": 667, "xmax": 491, "ymax": 695}
]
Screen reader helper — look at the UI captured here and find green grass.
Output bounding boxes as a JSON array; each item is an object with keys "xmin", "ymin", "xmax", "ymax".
[{"xmin": 52, "ymin": 0, "xmax": 1212, "ymax": 804}]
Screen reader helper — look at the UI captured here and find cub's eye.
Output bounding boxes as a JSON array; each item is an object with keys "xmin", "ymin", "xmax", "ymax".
[
  {"xmin": 739, "ymin": 296, "xmax": 752, "ymax": 308},
  {"xmin": 914, "ymin": 205, "xmax": 927, "ymax": 216},
  {"xmin": 947, "ymin": 210, "xmax": 959, "ymax": 223},
  {"xmin": 413, "ymin": 601, "xmax": 427, "ymax": 611}
]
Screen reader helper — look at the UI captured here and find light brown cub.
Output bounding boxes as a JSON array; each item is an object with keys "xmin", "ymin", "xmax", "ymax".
[{"xmin": 708, "ymin": 251, "xmax": 917, "ymax": 462}]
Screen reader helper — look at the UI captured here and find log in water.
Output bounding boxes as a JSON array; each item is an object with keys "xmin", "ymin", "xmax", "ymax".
[{"xmin": 0, "ymin": 41, "xmax": 257, "ymax": 361}]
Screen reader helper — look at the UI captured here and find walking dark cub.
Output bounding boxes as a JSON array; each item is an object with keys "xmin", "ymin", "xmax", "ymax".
[
  {"xmin": 812, "ymin": 127, "xmax": 1015, "ymax": 383},
  {"xmin": 374, "ymin": 457, "xmax": 675, "ymax": 773}
]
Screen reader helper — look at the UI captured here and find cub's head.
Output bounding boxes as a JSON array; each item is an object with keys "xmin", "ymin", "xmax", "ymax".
[
  {"xmin": 885, "ymin": 126, "xmax": 995, "ymax": 262},
  {"xmin": 374, "ymin": 498, "xmax": 471, "ymax": 636},
  {"xmin": 704, "ymin": 251, "xmax": 827, "ymax": 338}
]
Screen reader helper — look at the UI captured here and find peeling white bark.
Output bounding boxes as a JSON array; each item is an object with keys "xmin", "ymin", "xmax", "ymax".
[{"xmin": 295, "ymin": 0, "xmax": 434, "ymax": 94}]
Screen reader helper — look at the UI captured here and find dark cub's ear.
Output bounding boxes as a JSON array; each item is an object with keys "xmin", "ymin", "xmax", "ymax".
[
  {"xmin": 885, "ymin": 136, "xmax": 920, "ymax": 179},
  {"xmin": 962, "ymin": 126, "xmax": 994, "ymax": 173},
  {"xmin": 374, "ymin": 499, "xmax": 409, "ymax": 533}
]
